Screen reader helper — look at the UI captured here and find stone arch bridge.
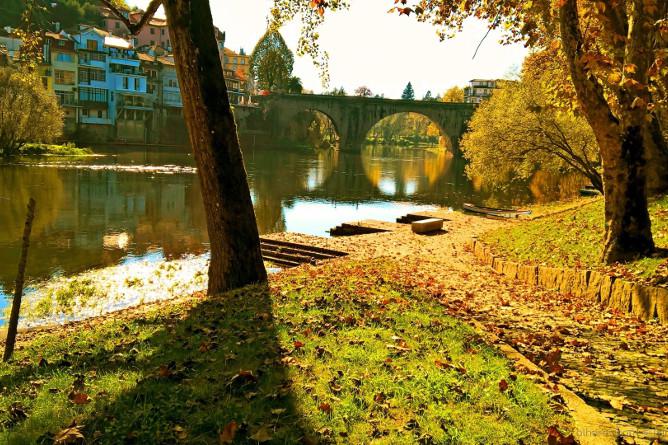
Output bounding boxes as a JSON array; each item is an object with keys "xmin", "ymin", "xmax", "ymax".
[{"xmin": 249, "ymin": 94, "xmax": 476, "ymax": 152}]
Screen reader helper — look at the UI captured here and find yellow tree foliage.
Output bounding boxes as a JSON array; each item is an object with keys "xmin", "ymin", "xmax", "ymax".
[
  {"xmin": 441, "ymin": 86, "xmax": 464, "ymax": 102},
  {"xmin": 461, "ymin": 69, "xmax": 601, "ymax": 193},
  {"xmin": 0, "ymin": 67, "xmax": 63, "ymax": 155}
]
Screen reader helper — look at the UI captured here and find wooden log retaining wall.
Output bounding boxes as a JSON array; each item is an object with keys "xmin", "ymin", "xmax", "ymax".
[{"xmin": 467, "ymin": 238, "xmax": 668, "ymax": 324}]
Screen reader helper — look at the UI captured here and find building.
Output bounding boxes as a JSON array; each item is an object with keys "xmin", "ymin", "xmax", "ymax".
[
  {"xmin": 132, "ymin": 14, "xmax": 171, "ymax": 50},
  {"xmin": 222, "ymin": 47, "xmax": 250, "ymax": 79},
  {"xmin": 43, "ymin": 31, "xmax": 79, "ymax": 132},
  {"xmin": 0, "ymin": 28, "xmax": 22, "ymax": 60},
  {"xmin": 106, "ymin": 35, "xmax": 150, "ymax": 141},
  {"xmin": 76, "ymin": 26, "xmax": 112, "ymax": 131},
  {"xmin": 101, "ymin": 5, "xmax": 131, "ymax": 38},
  {"xmin": 463, "ymin": 79, "xmax": 499, "ymax": 104}
]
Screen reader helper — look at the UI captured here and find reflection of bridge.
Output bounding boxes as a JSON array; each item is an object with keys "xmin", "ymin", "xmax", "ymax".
[{"xmin": 251, "ymin": 94, "xmax": 476, "ymax": 152}]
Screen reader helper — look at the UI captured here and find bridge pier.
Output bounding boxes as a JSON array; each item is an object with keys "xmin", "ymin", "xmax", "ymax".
[{"xmin": 251, "ymin": 94, "xmax": 476, "ymax": 154}]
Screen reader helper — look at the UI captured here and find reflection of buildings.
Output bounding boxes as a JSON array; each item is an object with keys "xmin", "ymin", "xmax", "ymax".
[{"xmin": 0, "ymin": 164, "xmax": 207, "ymax": 291}]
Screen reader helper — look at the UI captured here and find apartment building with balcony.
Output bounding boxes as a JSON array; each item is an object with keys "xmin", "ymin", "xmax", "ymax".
[
  {"xmin": 463, "ymin": 79, "xmax": 499, "ymax": 104},
  {"xmin": 76, "ymin": 26, "xmax": 112, "ymax": 131},
  {"xmin": 43, "ymin": 31, "xmax": 79, "ymax": 132}
]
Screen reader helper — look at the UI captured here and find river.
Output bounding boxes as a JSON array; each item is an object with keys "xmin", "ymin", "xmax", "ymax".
[{"xmin": 0, "ymin": 144, "xmax": 587, "ymax": 319}]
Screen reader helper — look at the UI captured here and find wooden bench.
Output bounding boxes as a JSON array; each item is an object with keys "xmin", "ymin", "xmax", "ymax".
[{"xmin": 411, "ymin": 218, "xmax": 444, "ymax": 234}]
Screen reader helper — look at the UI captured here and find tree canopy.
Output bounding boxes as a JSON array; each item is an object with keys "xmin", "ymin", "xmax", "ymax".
[
  {"xmin": 286, "ymin": 76, "xmax": 303, "ymax": 94},
  {"xmin": 461, "ymin": 69, "xmax": 602, "ymax": 193},
  {"xmin": 0, "ymin": 0, "xmax": 104, "ymax": 30},
  {"xmin": 441, "ymin": 86, "xmax": 464, "ymax": 103},
  {"xmin": 355, "ymin": 86, "xmax": 372, "ymax": 97},
  {"xmin": 401, "ymin": 82, "xmax": 415, "ymax": 100},
  {"xmin": 250, "ymin": 30, "xmax": 295, "ymax": 92},
  {"xmin": 0, "ymin": 67, "xmax": 63, "ymax": 156}
]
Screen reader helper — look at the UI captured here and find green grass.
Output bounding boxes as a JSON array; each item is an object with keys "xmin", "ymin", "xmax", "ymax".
[
  {"xmin": 482, "ymin": 196, "xmax": 668, "ymax": 283},
  {"xmin": 0, "ymin": 260, "xmax": 569, "ymax": 444},
  {"xmin": 18, "ymin": 143, "xmax": 93, "ymax": 156}
]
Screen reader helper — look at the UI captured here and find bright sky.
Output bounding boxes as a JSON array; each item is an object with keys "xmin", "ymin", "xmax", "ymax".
[{"xmin": 126, "ymin": 0, "xmax": 528, "ymax": 98}]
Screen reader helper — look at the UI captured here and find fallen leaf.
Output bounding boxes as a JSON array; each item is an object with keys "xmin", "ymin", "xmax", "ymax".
[
  {"xmin": 219, "ymin": 421, "xmax": 238, "ymax": 444},
  {"xmin": 250, "ymin": 426, "xmax": 273, "ymax": 442}
]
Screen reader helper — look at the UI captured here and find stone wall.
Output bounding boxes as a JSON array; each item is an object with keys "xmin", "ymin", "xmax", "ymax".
[{"xmin": 468, "ymin": 238, "xmax": 668, "ymax": 324}]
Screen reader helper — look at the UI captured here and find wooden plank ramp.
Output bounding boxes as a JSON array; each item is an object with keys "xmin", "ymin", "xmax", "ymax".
[{"xmin": 260, "ymin": 237, "xmax": 347, "ymax": 268}]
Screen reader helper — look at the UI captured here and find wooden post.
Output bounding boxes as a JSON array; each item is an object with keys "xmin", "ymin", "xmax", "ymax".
[{"xmin": 3, "ymin": 198, "xmax": 36, "ymax": 362}]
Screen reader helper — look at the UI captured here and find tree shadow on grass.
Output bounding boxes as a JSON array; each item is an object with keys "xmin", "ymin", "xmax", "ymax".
[{"xmin": 4, "ymin": 285, "xmax": 312, "ymax": 444}]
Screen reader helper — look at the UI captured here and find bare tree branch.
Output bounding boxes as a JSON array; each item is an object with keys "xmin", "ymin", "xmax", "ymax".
[{"xmin": 99, "ymin": 0, "xmax": 163, "ymax": 35}]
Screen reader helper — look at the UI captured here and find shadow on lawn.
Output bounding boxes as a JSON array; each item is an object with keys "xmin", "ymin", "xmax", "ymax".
[{"xmin": 7, "ymin": 285, "xmax": 312, "ymax": 444}]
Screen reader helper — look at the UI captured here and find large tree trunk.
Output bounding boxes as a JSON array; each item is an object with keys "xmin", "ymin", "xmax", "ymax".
[
  {"xmin": 559, "ymin": 0, "xmax": 654, "ymax": 264},
  {"xmin": 601, "ymin": 125, "xmax": 654, "ymax": 263},
  {"xmin": 163, "ymin": 0, "xmax": 267, "ymax": 293}
]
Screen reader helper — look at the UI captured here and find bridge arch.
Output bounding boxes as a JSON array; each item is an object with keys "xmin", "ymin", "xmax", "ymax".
[
  {"xmin": 254, "ymin": 94, "xmax": 475, "ymax": 153},
  {"xmin": 363, "ymin": 111, "xmax": 454, "ymax": 151}
]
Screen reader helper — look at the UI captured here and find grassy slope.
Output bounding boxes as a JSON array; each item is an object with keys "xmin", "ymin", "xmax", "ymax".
[
  {"xmin": 482, "ymin": 196, "xmax": 668, "ymax": 282},
  {"xmin": 0, "ymin": 260, "xmax": 568, "ymax": 444}
]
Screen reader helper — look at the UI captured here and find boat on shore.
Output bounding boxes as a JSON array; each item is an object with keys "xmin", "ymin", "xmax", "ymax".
[{"xmin": 462, "ymin": 203, "xmax": 532, "ymax": 218}]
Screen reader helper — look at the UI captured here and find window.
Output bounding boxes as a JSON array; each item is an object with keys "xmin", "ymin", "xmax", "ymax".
[
  {"xmin": 82, "ymin": 108, "xmax": 89, "ymax": 116},
  {"xmin": 131, "ymin": 78, "xmax": 136, "ymax": 90},
  {"xmin": 79, "ymin": 87, "xmax": 108, "ymax": 103},
  {"xmin": 150, "ymin": 40, "xmax": 155, "ymax": 46},
  {"xmin": 55, "ymin": 52, "xmax": 74, "ymax": 63},
  {"xmin": 123, "ymin": 77, "xmax": 129, "ymax": 89},
  {"xmin": 115, "ymin": 22, "xmax": 120, "ymax": 29},
  {"xmin": 150, "ymin": 28, "xmax": 155, "ymax": 34},
  {"xmin": 97, "ymin": 110, "xmax": 103, "ymax": 118},
  {"xmin": 161, "ymin": 29, "xmax": 165, "ymax": 36},
  {"xmin": 54, "ymin": 69, "xmax": 75, "ymax": 85},
  {"xmin": 86, "ymin": 40, "xmax": 98, "ymax": 51},
  {"xmin": 79, "ymin": 68, "xmax": 105, "ymax": 83},
  {"xmin": 55, "ymin": 91, "xmax": 75, "ymax": 105}
]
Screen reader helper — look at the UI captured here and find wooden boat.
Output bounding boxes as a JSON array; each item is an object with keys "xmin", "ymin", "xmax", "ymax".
[
  {"xmin": 579, "ymin": 185, "xmax": 601, "ymax": 196},
  {"xmin": 462, "ymin": 203, "xmax": 532, "ymax": 218}
]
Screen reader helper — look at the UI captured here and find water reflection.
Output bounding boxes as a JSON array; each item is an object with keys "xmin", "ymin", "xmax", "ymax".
[{"xmin": 0, "ymin": 145, "xmax": 587, "ymax": 314}]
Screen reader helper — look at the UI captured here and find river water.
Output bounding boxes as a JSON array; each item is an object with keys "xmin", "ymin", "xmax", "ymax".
[{"xmin": 0, "ymin": 145, "xmax": 586, "ymax": 318}]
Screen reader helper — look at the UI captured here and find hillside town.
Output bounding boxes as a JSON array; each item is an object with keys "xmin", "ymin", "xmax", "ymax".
[{"xmin": 0, "ymin": 4, "xmax": 252, "ymax": 144}]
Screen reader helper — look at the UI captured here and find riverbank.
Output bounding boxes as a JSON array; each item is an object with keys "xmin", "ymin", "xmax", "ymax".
[
  {"xmin": 481, "ymin": 195, "xmax": 668, "ymax": 285},
  {"xmin": 0, "ymin": 258, "xmax": 571, "ymax": 444},
  {"xmin": 2, "ymin": 202, "xmax": 665, "ymax": 443},
  {"xmin": 13, "ymin": 143, "xmax": 94, "ymax": 156}
]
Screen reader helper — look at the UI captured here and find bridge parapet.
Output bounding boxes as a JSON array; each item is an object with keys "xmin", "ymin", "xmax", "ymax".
[{"xmin": 252, "ymin": 93, "xmax": 476, "ymax": 152}]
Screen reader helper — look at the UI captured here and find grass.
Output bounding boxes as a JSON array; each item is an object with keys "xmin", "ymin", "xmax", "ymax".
[
  {"xmin": 0, "ymin": 260, "xmax": 569, "ymax": 444},
  {"xmin": 482, "ymin": 196, "xmax": 668, "ymax": 283},
  {"xmin": 18, "ymin": 143, "xmax": 93, "ymax": 156}
]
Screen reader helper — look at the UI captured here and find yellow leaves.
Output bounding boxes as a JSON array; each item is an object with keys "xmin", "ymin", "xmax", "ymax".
[
  {"xmin": 249, "ymin": 426, "xmax": 273, "ymax": 442},
  {"xmin": 623, "ymin": 64, "xmax": 638, "ymax": 75},
  {"xmin": 607, "ymin": 72, "xmax": 622, "ymax": 84}
]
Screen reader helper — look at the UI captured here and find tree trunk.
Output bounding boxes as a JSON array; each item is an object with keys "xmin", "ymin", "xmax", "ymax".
[
  {"xmin": 559, "ymin": 0, "xmax": 654, "ymax": 264},
  {"xmin": 601, "ymin": 125, "xmax": 654, "ymax": 263},
  {"xmin": 163, "ymin": 0, "xmax": 267, "ymax": 293}
]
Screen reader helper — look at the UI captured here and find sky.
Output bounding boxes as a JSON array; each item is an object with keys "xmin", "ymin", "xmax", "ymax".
[{"xmin": 126, "ymin": 0, "xmax": 528, "ymax": 98}]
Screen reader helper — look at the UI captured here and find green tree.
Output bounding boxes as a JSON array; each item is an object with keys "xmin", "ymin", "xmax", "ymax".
[
  {"xmin": 422, "ymin": 90, "xmax": 435, "ymax": 101},
  {"xmin": 461, "ymin": 71, "xmax": 602, "ymax": 193},
  {"xmin": 287, "ymin": 76, "xmax": 303, "ymax": 94},
  {"xmin": 250, "ymin": 30, "xmax": 294, "ymax": 92},
  {"xmin": 441, "ymin": 86, "xmax": 464, "ymax": 103},
  {"xmin": 401, "ymin": 82, "xmax": 415, "ymax": 100},
  {"xmin": 0, "ymin": 67, "xmax": 63, "ymax": 156}
]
